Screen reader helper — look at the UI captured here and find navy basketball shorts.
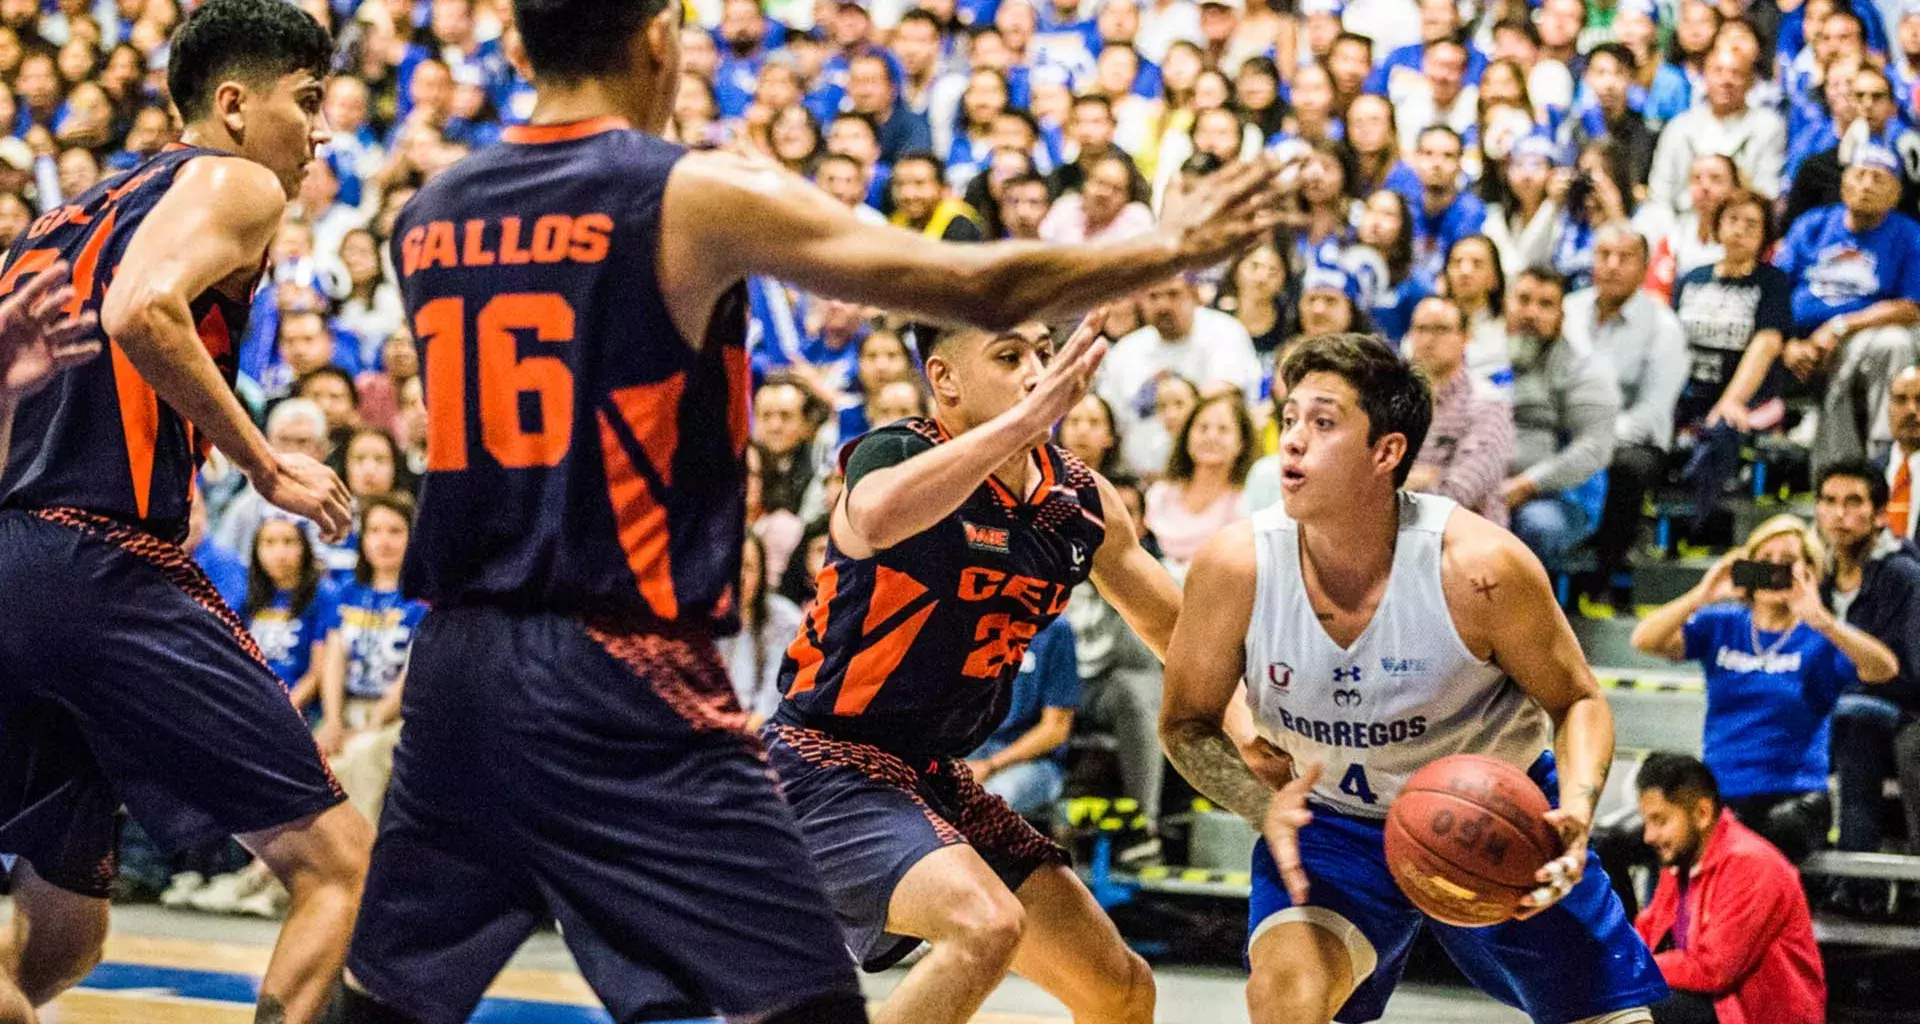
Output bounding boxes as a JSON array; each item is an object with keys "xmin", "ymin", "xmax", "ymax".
[
  {"xmin": 1246, "ymin": 754, "xmax": 1668, "ymax": 1024},
  {"xmin": 762, "ymin": 722, "xmax": 1069, "ymax": 971},
  {"xmin": 0, "ymin": 508, "xmax": 345, "ymax": 898},
  {"xmin": 345, "ymin": 605, "xmax": 860, "ymax": 1024}
]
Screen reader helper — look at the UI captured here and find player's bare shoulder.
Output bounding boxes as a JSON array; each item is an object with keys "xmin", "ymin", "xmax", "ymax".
[{"xmin": 1437, "ymin": 505, "xmax": 1557, "ymax": 659}]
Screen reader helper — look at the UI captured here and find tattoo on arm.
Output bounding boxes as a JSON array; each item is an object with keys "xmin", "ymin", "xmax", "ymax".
[
  {"xmin": 1471, "ymin": 576, "xmax": 1499, "ymax": 601},
  {"xmin": 1164, "ymin": 722, "xmax": 1274, "ymax": 824},
  {"xmin": 255, "ymin": 996, "xmax": 287, "ymax": 1024}
]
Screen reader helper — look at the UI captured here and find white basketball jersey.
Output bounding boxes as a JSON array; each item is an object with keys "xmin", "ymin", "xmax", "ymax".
[{"xmin": 1242, "ymin": 492, "xmax": 1551, "ymax": 820}]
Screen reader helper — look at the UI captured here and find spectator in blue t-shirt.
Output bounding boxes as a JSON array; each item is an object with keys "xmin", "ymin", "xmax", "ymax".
[
  {"xmin": 1633, "ymin": 514, "xmax": 1898, "ymax": 859},
  {"xmin": 1774, "ymin": 142, "xmax": 1920, "ymax": 471},
  {"xmin": 1407, "ymin": 125, "xmax": 1487, "ymax": 284},
  {"xmin": 967, "ymin": 617, "xmax": 1081, "ymax": 817},
  {"xmin": 243, "ymin": 516, "xmax": 334, "ymax": 716},
  {"xmin": 315, "ymin": 493, "xmax": 427, "ymax": 759}
]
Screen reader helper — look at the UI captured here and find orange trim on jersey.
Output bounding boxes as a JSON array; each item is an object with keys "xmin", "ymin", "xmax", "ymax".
[
  {"xmin": 833, "ymin": 565, "xmax": 936, "ymax": 715},
  {"xmin": 502, "ymin": 117, "xmax": 633, "ymax": 145},
  {"xmin": 606, "ymin": 376, "xmax": 686, "ymax": 488},
  {"xmin": 596, "ymin": 408, "xmax": 678, "ymax": 621},
  {"xmin": 109, "ymin": 341, "xmax": 159, "ymax": 519},
  {"xmin": 982, "ymin": 448, "xmax": 1052, "ymax": 508},
  {"xmin": 783, "ymin": 563, "xmax": 839, "ymax": 697}
]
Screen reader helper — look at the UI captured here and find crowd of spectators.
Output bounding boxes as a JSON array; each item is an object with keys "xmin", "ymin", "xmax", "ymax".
[{"xmin": 23, "ymin": 0, "xmax": 1917, "ymax": 925}]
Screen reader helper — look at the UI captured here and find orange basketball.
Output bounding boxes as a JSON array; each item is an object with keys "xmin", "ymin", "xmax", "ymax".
[{"xmin": 1383, "ymin": 754, "xmax": 1564, "ymax": 927}]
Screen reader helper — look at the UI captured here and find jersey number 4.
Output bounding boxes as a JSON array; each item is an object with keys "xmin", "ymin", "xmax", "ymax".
[
  {"xmin": 415, "ymin": 293, "xmax": 575, "ymax": 471},
  {"xmin": 1339, "ymin": 763, "xmax": 1379, "ymax": 805}
]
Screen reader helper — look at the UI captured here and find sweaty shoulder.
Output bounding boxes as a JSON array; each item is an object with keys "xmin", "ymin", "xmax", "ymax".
[{"xmin": 169, "ymin": 155, "xmax": 284, "ymax": 232}]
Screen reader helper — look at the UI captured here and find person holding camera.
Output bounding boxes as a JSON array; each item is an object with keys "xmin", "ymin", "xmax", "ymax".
[{"xmin": 1631, "ymin": 514, "xmax": 1899, "ymax": 860}]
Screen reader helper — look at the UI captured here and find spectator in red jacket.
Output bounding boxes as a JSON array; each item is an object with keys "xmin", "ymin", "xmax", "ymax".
[{"xmin": 1634, "ymin": 753, "xmax": 1826, "ymax": 1024}]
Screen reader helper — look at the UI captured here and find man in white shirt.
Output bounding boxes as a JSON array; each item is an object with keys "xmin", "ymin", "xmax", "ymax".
[
  {"xmin": 1562, "ymin": 223, "xmax": 1688, "ymax": 610},
  {"xmin": 1647, "ymin": 46, "xmax": 1788, "ymax": 216},
  {"xmin": 1098, "ymin": 275, "xmax": 1262, "ymax": 474}
]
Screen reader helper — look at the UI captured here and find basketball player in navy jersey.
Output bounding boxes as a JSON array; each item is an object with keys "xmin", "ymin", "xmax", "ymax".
[
  {"xmin": 0, "ymin": 264, "xmax": 99, "ymax": 465},
  {"xmin": 1160, "ymin": 335, "xmax": 1663, "ymax": 1024},
  {"xmin": 763, "ymin": 315, "xmax": 1176, "ymax": 1024},
  {"xmin": 0, "ymin": 2, "xmax": 367, "ymax": 1023},
  {"xmin": 327, "ymin": 0, "xmax": 1287, "ymax": 1017}
]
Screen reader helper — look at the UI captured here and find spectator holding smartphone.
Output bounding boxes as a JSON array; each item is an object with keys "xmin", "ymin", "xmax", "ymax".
[{"xmin": 1631, "ymin": 514, "xmax": 1899, "ymax": 859}]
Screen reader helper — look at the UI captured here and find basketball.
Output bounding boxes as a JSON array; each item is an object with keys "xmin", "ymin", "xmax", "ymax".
[{"xmin": 1384, "ymin": 755, "xmax": 1564, "ymax": 927}]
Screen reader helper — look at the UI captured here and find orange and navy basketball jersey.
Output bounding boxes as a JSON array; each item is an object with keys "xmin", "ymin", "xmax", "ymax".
[
  {"xmin": 0, "ymin": 145, "xmax": 252, "ymax": 543},
  {"xmin": 391, "ymin": 118, "xmax": 749, "ymax": 630},
  {"xmin": 774, "ymin": 418, "xmax": 1106, "ymax": 760}
]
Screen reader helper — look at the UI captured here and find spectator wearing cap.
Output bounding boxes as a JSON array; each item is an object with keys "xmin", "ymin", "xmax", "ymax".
[
  {"xmin": 1565, "ymin": 223, "xmax": 1688, "ymax": 612},
  {"xmin": 0, "ymin": 135, "xmax": 38, "ymax": 212},
  {"xmin": 1402, "ymin": 294, "xmax": 1516, "ymax": 525},
  {"xmin": 1647, "ymin": 46, "xmax": 1787, "ymax": 217},
  {"xmin": 1483, "ymin": 133, "xmax": 1565, "ymax": 276},
  {"xmin": 1408, "ymin": 125, "xmax": 1488, "ymax": 283},
  {"xmin": 1565, "ymin": 43, "xmax": 1658, "ymax": 191},
  {"xmin": 1039, "ymin": 151, "xmax": 1154, "ymax": 243},
  {"xmin": 844, "ymin": 51, "xmax": 932, "ymax": 165},
  {"xmin": 1501, "ymin": 267, "xmax": 1621, "ymax": 564},
  {"xmin": 1365, "ymin": 0, "xmax": 1488, "ymax": 105},
  {"xmin": 1099, "ymin": 274, "xmax": 1262, "ymax": 475},
  {"xmin": 1775, "ymin": 140, "xmax": 1920, "ymax": 471},
  {"xmin": 1785, "ymin": 63, "xmax": 1920, "ymax": 225},
  {"xmin": 889, "ymin": 151, "xmax": 986, "ymax": 240},
  {"xmin": 1632, "ymin": 754, "xmax": 1826, "ymax": 1024},
  {"xmin": 1286, "ymin": 263, "xmax": 1368, "ymax": 345}
]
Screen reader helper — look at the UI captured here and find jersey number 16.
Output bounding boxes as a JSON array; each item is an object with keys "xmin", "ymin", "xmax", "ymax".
[{"xmin": 415, "ymin": 293, "xmax": 576, "ymax": 471}]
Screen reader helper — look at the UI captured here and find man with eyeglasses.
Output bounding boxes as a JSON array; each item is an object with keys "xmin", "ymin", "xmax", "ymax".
[{"xmin": 1785, "ymin": 64, "xmax": 1920, "ymax": 224}]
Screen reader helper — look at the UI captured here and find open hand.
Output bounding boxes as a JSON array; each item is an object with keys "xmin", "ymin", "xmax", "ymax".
[
  {"xmin": 1160, "ymin": 157, "xmax": 1292, "ymax": 266},
  {"xmin": 1014, "ymin": 308, "xmax": 1108, "ymax": 446},
  {"xmin": 0, "ymin": 261, "xmax": 101, "ymax": 406}
]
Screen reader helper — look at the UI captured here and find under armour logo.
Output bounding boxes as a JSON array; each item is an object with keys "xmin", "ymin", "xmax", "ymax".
[
  {"xmin": 1333, "ymin": 689, "xmax": 1363, "ymax": 708},
  {"xmin": 1333, "ymin": 665, "xmax": 1362, "ymax": 683}
]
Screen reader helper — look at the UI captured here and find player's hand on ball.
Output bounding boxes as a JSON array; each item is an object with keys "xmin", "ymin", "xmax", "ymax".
[
  {"xmin": 1516, "ymin": 806, "xmax": 1589, "ymax": 919},
  {"xmin": 1261, "ymin": 760, "xmax": 1322, "ymax": 906},
  {"xmin": 1015, "ymin": 307, "xmax": 1108, "ymax": 446},
  {"xmin": 0, "ymin": 261, "xmax": 100, "ymax": 406},
  {"xmin": 257, "ymin": 451, "xmax": 355, "ymax": 543}
]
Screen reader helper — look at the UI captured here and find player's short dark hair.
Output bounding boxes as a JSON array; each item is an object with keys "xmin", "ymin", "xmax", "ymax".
[
  {"xmin": 295, "ymin": 365, "xmax": 358, "ymax": 405},
  {"xmin": 166, "ymin": 0, "xmax": 331, "ymax": 122},
  {"xmin": 1635, "ymin": 753, "xmax": 1722, "ymax": 812},
  {"xmin": 1586, "ymin": 41, "xmax": 1637, "ymax": 74},
  {"xmin": 514, "ymin": 0, "xmax": 674, "ymax": 83},
  {"xmin": 1278, "ymin": 333, "xmax": 1432, "ymax": 487},
  {"xmin": 1818, "ymin": 458, "xmax": 1891, "ymax": 510},
  {"xmin": 355, "ymin": 491, "xmax": 417, "ymax": 584}
]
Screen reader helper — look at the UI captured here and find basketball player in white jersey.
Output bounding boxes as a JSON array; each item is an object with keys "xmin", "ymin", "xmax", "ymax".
[{"xmin": 1160, "ymin": 334, "xmax": 1666, "ymax": 1024}]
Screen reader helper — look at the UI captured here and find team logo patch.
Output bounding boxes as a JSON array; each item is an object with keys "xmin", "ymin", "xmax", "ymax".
[
  {"xmin": 1267, "ymin": 662, "xmax": 1293, "ymax": 690},
  {"xmin": 964, "ymin": 521, "xmax": 1011, "ymax": 554},
  {"xmin": 1333, "ymin": 689, "xmax": 1363, "ymax": 708}
]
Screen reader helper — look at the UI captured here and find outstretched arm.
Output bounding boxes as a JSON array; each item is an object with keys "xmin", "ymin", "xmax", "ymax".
[
  {"xmin": 672, "ymin": 151, "xmax": 1288, "ymax": 331},
  {"xmin": 836, "ymin": 315, "xmax": 1106, "ymax": 557},
  {"xmin": 1087, "ymin": 472, "xmax": 1181, "ymax": 660},
  {"xmin": 101, "ymin": 157, "xmax": 350, "ymax": 539}
]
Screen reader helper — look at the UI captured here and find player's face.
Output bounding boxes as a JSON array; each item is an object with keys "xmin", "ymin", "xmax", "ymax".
[
  {"xmin": 1638, "ymin": 790, "xmax": 1712, "ymax": 867},
  {"xmin": 940, "ymin": 324, "xmax": 1052, "ymax": 427},
  {"xmin": 1278, "ymin": 372, "xmax": 1402, "ymax": 518},
  {"xmin": 255, "ymin": 518, "xmax": 308, "ymax": 587},
  {"xmin": 360, "ymin": 506, "xmax": 412, "ymax": 576},
  {"xmin": 242, "ymin": 70, "xmax": 331, "ymax": 199}
]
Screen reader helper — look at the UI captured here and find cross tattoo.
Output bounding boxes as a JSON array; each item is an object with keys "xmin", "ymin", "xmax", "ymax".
[{"xmin": 1471, "ymin": 577, "xmax": 1499, "ymax": 601}]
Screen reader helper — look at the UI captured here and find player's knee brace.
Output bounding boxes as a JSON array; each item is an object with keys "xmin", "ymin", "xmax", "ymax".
[
  {"xmin": 320, "ymin": 984, "xmax": 429, "ymax": 1024},
  {"xmin": 759, "ymin": 991, "xmax": 870, "ymax": 1024}
]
